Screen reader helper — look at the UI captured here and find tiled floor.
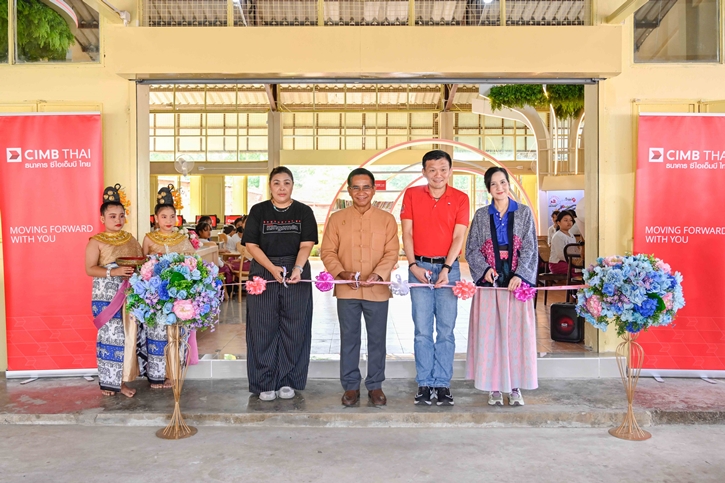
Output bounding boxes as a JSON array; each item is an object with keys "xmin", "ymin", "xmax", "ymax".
[{"xmin": 197, "ymin": 260, "xmax": 587, "ymax": 358}]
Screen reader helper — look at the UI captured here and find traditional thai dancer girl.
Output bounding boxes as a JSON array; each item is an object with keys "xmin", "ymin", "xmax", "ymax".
[
  {"xmin": 86, "ymin": 184, "xmax": 143, "ymax": 397},
  {"xmin": 141, "ymin": 184, "xmax": 196, "ymax": 388}
]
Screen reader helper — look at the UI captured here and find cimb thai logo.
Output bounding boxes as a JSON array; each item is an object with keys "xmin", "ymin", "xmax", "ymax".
[
  {"xmin": 6, "ymin": 148, "xmax": 22, "ymax": 163},
  {"xmin": 649, "ymin": 147, "xmax": 664, "ymax": 163}
]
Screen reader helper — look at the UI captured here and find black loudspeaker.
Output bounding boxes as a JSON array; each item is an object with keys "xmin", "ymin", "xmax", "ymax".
[{"xmin": 550, "ymin": 303, "xmax": 585, "ymax": 343}]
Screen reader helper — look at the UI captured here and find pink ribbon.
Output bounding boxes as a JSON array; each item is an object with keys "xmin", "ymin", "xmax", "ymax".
[
  {"xmin": 93, "ymin": 280, "xmax": 130, "ymax": 330},
  {"xmin": 220, "ymin": 279, "xmax": 584, "ymax": 291}
]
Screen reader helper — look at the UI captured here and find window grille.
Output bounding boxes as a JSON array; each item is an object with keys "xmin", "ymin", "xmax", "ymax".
[{"xmin": 145, "ymin": 0, "xmax": 229, "ymax": 26}]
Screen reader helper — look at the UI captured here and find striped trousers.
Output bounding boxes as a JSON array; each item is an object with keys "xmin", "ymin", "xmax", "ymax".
[{"xmin": 246, "ymin": 256, "xmax": 313, "ymax": 394}]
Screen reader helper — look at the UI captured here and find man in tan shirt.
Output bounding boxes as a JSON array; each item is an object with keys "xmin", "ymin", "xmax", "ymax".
[{"xmin": 321, "ymin": 168, "xmax": 400, "ymax": 407}]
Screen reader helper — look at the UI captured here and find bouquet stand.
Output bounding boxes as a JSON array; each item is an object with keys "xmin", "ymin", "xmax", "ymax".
[
  {"xmin": 156, "ymin": 323, "xmax": 197, "ymax": 440},
  {"xmin": 609, "ymin": 332, "xmax": 651, "ymax": 441}
]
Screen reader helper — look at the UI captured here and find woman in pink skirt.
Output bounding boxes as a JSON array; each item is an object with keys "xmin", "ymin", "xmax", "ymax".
[{"xmin": 465, "ymin": 167, "xmax": 539, "ymax": 406}]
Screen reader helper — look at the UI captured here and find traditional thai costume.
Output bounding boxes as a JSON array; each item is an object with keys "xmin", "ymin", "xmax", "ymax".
[
  {"xmin": 91, "ymin": 185, "xmax": 143, "ymax": 393},
  {"xmin": 465, "ymin": 200, "xmax": 539, "ymax": 393},
  {"xmin": 140, "ymin": 184, "xmax": 196, "ymax": 385}
]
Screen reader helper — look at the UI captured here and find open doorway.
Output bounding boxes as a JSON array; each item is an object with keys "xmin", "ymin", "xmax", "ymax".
[{"xmin": 138, "ymin": 82, "xmax": 596, "ymax": 363}]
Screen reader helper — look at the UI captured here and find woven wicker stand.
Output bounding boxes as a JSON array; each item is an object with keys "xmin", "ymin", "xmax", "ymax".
[
  {"xmin": 609, "ymin": 332, "xmax": 651, "ymax": 441},
  {"xmin": 156, "ymin": 323, "xmax": 197, "ymax": 439}
]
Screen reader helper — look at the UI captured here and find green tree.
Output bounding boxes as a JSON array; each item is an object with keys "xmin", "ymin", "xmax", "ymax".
[
  {"xmin": 0, "ymin": 0, "xmax": 75, "ymax": 62},
  {"xmin": 0, "ymin": 1, "xmax": 8, "ymax": 61},
  {"xmin": 487, "ymin": 84, "xmax": 584, "ymax": 120}
]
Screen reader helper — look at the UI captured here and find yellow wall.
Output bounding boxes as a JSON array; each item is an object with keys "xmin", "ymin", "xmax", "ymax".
[
  {"xmin": 201, "ymin": 176, "xmax": 226, "ymax": 219},
  {"xmin": 105, "ymin": 26, "xmax": 622, "ymax": 80}
]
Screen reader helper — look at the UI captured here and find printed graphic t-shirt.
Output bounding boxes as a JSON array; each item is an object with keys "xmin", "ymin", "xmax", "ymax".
[{"xmin": 242, "ymin": 200, "xmax": 318, "ymax": 258}]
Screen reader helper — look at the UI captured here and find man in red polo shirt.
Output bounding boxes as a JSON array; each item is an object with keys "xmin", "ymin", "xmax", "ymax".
[{"xmin": 401, "ymin": 150, "xmax": 469, "ymax": 406}]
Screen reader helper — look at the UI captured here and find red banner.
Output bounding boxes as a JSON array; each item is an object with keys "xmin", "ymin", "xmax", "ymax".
[
  {"xmin": 0, "ymin": 113, "xmax": 103, "ymax": 372},
  {"xmin": 634, "ymin": 114, "xmax": 725, "ymax": 372}
]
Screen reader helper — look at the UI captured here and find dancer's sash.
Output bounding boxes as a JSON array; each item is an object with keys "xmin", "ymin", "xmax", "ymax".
[
  {"xmin": 93, "ymin": 280, "xmax": 129, "ymax": 329},
  {"xmin": 93, "ymin": 280, "xmax": 140, "ymax": 381}
]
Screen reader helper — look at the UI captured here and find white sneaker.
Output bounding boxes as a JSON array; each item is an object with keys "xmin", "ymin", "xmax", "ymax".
[
  {"xmin": 259, "ymin": 390, "xmax": 277, "ymax": 401},
  {"xmin": 488, "ymin": 391, "xmax": 504, "ymax": 406},
  {"xmin": 278, "ymin": 386, "xmax": 295, "ymax": 399},
  {"xmin": 508, "ymin": 389, "xmax": 525, "ymax": 406}
]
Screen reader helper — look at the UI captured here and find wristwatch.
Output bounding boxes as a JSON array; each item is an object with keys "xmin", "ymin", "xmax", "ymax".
[
  {"xmin": 410, "ymin": 262, "xmax": 418, "ymax": 268},
  {"xmin": 441, "ymin": 263, "xmax": 452, "ymax": 272},
  {"xmin": 106, "ymin": 267, "xmax": 112, "ymax": 278}
]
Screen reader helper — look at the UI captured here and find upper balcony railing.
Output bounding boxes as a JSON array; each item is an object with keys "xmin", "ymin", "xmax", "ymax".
[{"xmin": 142, "ymin": 0, "xmax": 591, "ymax": 27}]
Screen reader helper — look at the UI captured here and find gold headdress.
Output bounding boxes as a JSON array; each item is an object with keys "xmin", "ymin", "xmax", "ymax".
[
  {"xmin": 102, "ymin": 183, "xmax": 131, "ymax": 215},
  {"xmin": 156, "ymin": 184, "xmax": 183, "ymax": 211}
]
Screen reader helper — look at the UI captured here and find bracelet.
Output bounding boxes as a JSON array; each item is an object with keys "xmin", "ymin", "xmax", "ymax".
[
  {"xmin": 442, "ymin": 263, "xmax": 452, "ymax": 272},
  {"xmin": 293, "ymin": 265, "xmax": 304, "ymax": 272},
  {"xmin": 410, "ymin": 262, "xmax": 418, "ymax": 268},
  {"xmin": 106, "ymin": 267, "xmax": 112, "ymax": 278}
]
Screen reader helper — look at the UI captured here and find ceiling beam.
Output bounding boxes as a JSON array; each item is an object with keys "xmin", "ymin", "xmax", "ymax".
[
  {"xmin": 443, "ymin": 84, "xmax": 458, "ymax": 112},
  {"xmin": 265, "ymin": 84, "xmax": 278, "ymax": 111},
  {"xmin": 79, "ymin": 0, "xmax": 127, "ymax": 24},
  {"xmin": 605, "ymin": 0, "xmax": 650, "ymax": 24}
]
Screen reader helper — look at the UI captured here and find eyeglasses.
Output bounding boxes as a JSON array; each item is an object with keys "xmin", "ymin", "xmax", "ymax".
[{"xmin": 349, "ymin": 186, "xmax": 373, "ymax": 192}]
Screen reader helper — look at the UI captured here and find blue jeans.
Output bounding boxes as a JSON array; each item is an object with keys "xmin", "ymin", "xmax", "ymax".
[{"xmin": 409, "ymin": 260, "xmax": 460, "ymax": 388}]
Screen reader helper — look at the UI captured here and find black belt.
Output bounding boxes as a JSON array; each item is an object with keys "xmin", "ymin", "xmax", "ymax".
[{"xmin": 415, "ymin": 256, "xmax": 448, "ymax": 265}]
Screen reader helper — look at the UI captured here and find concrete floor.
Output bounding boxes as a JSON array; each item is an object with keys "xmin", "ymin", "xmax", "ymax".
[
  {"xmin": 1, "ymin": 425, "xmax": 724, "ymax": 482},
  {"xmin": 3, "ymin": 376, "xmax": 725, "ymax": 427}
]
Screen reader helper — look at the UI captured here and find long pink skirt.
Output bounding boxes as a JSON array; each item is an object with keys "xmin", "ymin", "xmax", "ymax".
[{"xmin": 466, "ymin": 290, "xmax": 538, "ymax": 392}]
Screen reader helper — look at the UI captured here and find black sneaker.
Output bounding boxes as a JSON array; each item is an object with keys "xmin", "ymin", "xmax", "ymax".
[
  {"xmin": 436, "ymin": 387, "xmax": 454, "ymax": 406},
  {"xmin": 414, "ymin": 386, "xmax": 433, "ymax": 405}
]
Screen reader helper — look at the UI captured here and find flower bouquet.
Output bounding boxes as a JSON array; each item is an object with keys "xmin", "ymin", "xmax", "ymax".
[
  {"xmin": 575, "ymin": 253, "xmax": 685, "ymax": 441},
  {"xmin": 126, "ymin": 253, "xmax": 223, "ymax": 331},
  {"xmin": 125, "ymin": 253, "xmax": 223, "ymax": 440},
  {"xmin": 575, "ymin": 254, "xmax": 684, "ymax": 336},
  {"xmin": 189, "ymin": 232, "xmax": 201, "ymax": 250}
]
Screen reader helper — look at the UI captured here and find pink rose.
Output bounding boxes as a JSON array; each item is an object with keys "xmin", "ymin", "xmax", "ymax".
[
  {"xmin": 663, "ymin": 292, "xmax": 673, "ymax": 310},
  {"xmin": 586, "ymin": 295, "xmax": 603, "ymax": 317},
  {"xmin": 140, "ymin": 259, "xmax": 157, "ymax": 281},
  {"xmin": 173, "ymin": 299, "xmax": 196, "ymax": 321},
  {"xmin": 656, "ymin": 260, "xmax": 672, "ymax": 274},
  {"xmin": 183, "ymin": 256, "xmax": 198, "ymax": 271}
]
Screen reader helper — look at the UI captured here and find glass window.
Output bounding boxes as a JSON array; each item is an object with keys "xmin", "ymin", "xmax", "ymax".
[
  {"xmin": 287, "ymin": 165, "xmax": 357, "ymax": 222},
  {"xmin": 149, "ymin": 110, "xmax": 267, "ymax": 162},
  {"xmin": 634, "ymin": 0, "xmax": 719, "ymax": 63},
  {"xmin": 15, "ymin": 0, "xmax": 99, "ymax": 63},
  {"xmin": 1, "ymin": 0, "xmax": 7, "ymax": 63},
  {"xmin": 474, "ymin": 175, "xmax": 491, "ymax": 212},
  {"xmin": 247, "ymin": 176, "xmax": 267, "ymax": 211}
]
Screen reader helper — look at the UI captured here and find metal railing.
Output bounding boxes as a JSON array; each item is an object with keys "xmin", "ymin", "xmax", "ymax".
[{"xmin": 142, "ymin": 0, "xmax": 591, "ymax": 27}]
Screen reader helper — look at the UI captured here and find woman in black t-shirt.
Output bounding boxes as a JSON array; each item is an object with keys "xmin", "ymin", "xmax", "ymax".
[{"xmin": 242, "ymin": 166, "xmax": 318, "ymax": 401}]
